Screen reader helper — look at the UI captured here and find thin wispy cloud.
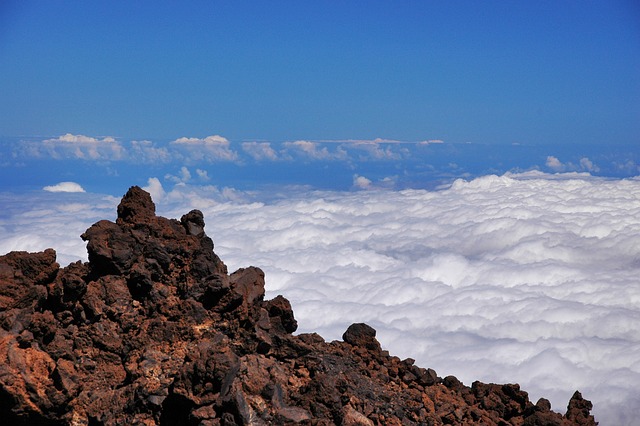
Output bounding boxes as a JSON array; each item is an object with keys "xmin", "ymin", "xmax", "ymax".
[
  {"xmin": 316, "ymin": 138, "xmax": 406, "ymax": 144},
  {"xmin": 345, "ymin": 140, "xmax": 405, "ymax": 160},
  {"xmin": 418, "ymin": 139, "xmax": 445, "ymax": 145},
  {"xmin": 165, "ymin": 166, "xmax": 212, "ymax": 184},
  {"xmin": 130, "ymin": 140, "xmax": 172, "ymax": 164},
  {"xmin": 165, "ymin": 166, "xmax": 192, "ymax": 184},
  {"xmin": 195, "ymin": 168, "xmax": 210, "ymax": 181}
]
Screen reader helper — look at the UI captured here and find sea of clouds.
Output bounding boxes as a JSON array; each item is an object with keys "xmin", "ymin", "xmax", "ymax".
[{"xmin": 1, "ymin": 172, "xmax": 639, "ymax": 425}]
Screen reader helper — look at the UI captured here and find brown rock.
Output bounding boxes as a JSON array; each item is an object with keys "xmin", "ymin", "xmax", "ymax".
[
  {"xmin": 341, "ymin": 404, "xmax": 374, "ymax": 425},
  {"xmin": 116, "ymin": 185, "xmax": 156, "ymax": 225},
  {"xmin": 342, "ymin": 323, "xmax": 380, "ymax": 351},
  {"xmin": 565, "ymin": 391, "xmax": 597, "ymax": 426}
]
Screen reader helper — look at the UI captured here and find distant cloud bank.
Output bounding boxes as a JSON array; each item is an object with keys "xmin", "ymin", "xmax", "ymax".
[{"xmin": 3, "ymin": 134, "xmax": 638, "ymax": 196}]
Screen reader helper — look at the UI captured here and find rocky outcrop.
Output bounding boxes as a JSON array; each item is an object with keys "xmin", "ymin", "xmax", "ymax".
[{"xmin": 0, "ymin": 186, "xmax": 598, "ymax": 425}]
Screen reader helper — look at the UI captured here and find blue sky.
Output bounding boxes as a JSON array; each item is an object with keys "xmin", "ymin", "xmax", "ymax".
[
  {"xmin": 0, "ymin": 1, "xmax": 638, "ymax": 194},
  {"xmin": 1, "ymin": 1, "xmax": 638, "ymax": 144}
]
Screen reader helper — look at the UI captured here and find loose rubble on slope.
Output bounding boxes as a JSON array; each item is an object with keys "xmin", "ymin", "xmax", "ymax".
[{"xmin": 0, "ymin": 186, "xmax": 597, "ymax": 425}]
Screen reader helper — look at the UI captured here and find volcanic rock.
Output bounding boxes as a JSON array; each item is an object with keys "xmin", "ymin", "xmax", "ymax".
[{"xmin": 0, "ymin": 186, "xmax": 598, "ymax": 425}]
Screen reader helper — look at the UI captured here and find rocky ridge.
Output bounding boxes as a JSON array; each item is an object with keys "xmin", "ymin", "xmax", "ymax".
[{"xmin": 0, "ymin": 186, "xmax": 597, "ymax": 425}]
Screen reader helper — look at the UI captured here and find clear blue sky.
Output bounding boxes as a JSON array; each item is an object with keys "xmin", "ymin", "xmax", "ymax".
[{"xmin": 1, "ymin": 0, "xmax": 638, "ymax": 145}]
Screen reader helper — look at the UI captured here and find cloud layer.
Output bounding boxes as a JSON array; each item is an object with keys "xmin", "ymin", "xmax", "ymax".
[
  {"xmin": 1, "ymin": 172, "xmax": 639, "ymax": 424},
  {"xmin": 163, "ymin": 173, "xmax": 640, "ymax": 425}
]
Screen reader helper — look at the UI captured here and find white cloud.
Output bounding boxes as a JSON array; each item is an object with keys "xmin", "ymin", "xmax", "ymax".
[
  {"xmin": 546, "ymin": 155, "xmax": 600, "ymax": 174},
  {"xmin": 579, "ymin": 157, "xmax": 600, "ymax": 172},
  {"xmin": 51, "ymin": 133, "xmax": 116, "ymax": 144},
  {"xmin": 546, "ymin": 155, "xmax": 565, "ymax": 171},
  {"xmin": 195, "ymin": 169, "xmax": 210, "ymax": 181},
  {"xmin": 418, "ymin": 139, "xmax": 444, "ymax": 145},
  {"xmin": 344, "ymin": 140, "xmax": 402, "ymax": 160},
  {"xmin": 42, "ymin": 182, "xmax": 86, "ymax": 193},
  {"xmin": 283, "ymin": 140, "xmax": 347, "ymax": 161},
  {"xmin": 171, "ymin": 135, "xmax": 238, "ymax": 162},
  {"xmin": 165, "ymin": 166, "xmax": 192, "ymax": 184},
  {"xmin": 41, "ymin": 133, "xmax": 125, "ymax": 160},
  {"xmin": 4, "ymin": 173, "xmax": 640, "ymax": 425},
  {"xmin": 130, "ymin": 140, "xmax": 172, "ymax": 164},
  {"xmin": 311, "ymin": 138, "xmax": 407, "ymax": 161},
  {"xmin": 172, "ymin": 135, "xmax": 229, "ymax": 146},
  {"xmin": 353, "ymin": 174, "xmax": 372, "ymax": 189},
  {"xmin": 142, "ymin": 177, "xmax": 165, "ymax": 201},
  {"xmin": 614, "ymin": 159, "xmax": 640, "ymax": 174},
  {"xmin": 242, "ymin": 141, "xmax": 278, "ymax": 161},
  {"xmin": 0, "ymin": 192, "xmax": 118, "ymax": 265}
]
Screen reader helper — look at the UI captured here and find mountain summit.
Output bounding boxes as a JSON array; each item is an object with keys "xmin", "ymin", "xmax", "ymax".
[{"xmin": 0, "ymin": 186, "xmax": 597, "ymax": 425}]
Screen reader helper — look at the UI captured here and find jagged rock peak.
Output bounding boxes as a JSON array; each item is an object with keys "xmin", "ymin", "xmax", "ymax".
[{"xmin": 116, "ymin": 185, "xmax": 156, "ymax": 225}]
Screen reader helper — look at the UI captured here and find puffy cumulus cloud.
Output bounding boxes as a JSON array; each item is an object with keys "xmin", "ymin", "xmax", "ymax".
[
  {"xmin": 352, "ymin": 175, "xmax": 397, "ymax": 190},
  {"xmin": 546, "ymin": 156, "xmax": 600, "ymax": 173},
  {"xmin": 42, "ymin": 182, "xmax": 85, "ymax": 193},
  {"xmin": 49, "ymin": 133, "xmax": 117, "ymax": 144},
  {"xmin": 352, "ymin": 174, "xmax": 372, "ymax": 189},
  {"xmin": 546, "ymin": 155, "xmax": 565, "ymax": 171},
  {"xmin": 242, "ymin": 142, "xmax": 278, "ymax": 161},
  {"xmin": 171, "ymin": 135, "xmax": 238, "ymax": 162},
  {"xmin": 283, "ymin": 140, "xmax": 348, "ymax": 161},
  {"xmin": 142, "ymin": 177, "xmax": 165, "ymax": 201},
  {"xmin": 3, "ymin": 173, "xmax": 640, "ymax": 424},
  {"xmin": 40, "ymin": 133, "xmax": 125, "ymax": 160}
]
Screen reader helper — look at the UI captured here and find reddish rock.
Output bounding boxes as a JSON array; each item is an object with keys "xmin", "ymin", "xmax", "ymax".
[
  {"xmin": 566, "ymin": 391, "xmax": 598, "ymax": 426},
  {"xmin": 342, "ymin": 323, "xmax": 380, "ymax": 352},
  {"xmin": 0, "ymin": 186, "xmax": 598, "ymax": 425}
]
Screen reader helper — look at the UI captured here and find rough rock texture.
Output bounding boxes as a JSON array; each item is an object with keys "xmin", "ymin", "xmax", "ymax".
[{"xmin": 0, "ymin": 186, "xmax": 598, "ymax": 425}]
